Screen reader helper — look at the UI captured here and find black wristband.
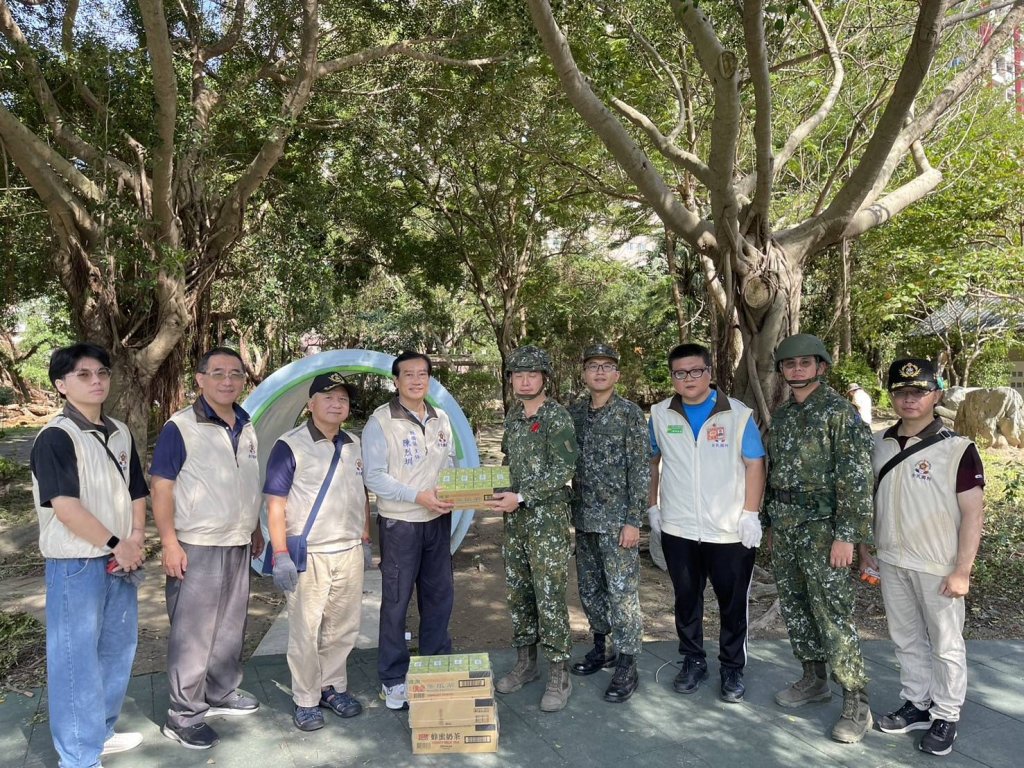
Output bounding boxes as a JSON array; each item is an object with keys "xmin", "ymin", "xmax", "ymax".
[{"xmin": 106, "ymin": 535, "xmax": 120, "ymax": 549}]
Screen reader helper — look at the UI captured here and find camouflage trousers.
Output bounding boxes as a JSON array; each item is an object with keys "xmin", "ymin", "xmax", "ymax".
[
  {"xmin": 503, "ymin": 502, "xmax": 572, "ymax": 662},
  {"xmin": 575, "ymin": 530, "xmax": 642, "ymax": 655},
  {"xmin": 773, "ymin": 518, "xmax": 868, "ymax": 691}
]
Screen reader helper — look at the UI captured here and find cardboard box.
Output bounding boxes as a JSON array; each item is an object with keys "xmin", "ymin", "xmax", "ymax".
[
  {"xmin": 406, "ymin": 653, "xmax": 493, "ymax": 700},
  {"xmin": 437, "ymin": 467, "xmax": 512, "ymax": 510},
  {"xmin": 411, "ymin": 720, "xmax": 499, "ymax": 755},
  {"xmin": 409, "ymin": 696, "xmax": 497, "ymax": 727}
]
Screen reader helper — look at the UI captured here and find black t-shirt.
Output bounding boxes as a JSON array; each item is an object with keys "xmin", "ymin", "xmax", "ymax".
[{"xmin": 30, "ymin": 427, "xmax": 149, "ymax": 507}]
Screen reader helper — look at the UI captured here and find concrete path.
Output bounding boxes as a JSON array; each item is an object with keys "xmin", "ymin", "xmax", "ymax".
[{"xmin": 3, "ymin": 639, "xmax": 1021, "ymax": 768}]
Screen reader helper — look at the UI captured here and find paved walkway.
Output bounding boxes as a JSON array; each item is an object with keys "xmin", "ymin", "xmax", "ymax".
[{"xmin": 3, "ymin": 639, "xmax": 1021, "ymax": 768}]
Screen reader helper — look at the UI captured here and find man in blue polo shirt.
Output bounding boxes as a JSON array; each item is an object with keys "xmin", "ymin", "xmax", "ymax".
[
  {"xmin": 648, "ymin": 343, "xmax": 766, "ymax": 703},
  {"xmin": 151, "ymin": 347, "xmax": 264, "ymax": 750}
]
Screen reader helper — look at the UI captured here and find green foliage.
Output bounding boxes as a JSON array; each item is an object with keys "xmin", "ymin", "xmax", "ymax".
[
  {"xmin": 971, "ymin": 454, "xmax": 1024, "ymax": 622},
  {"xmin": 829, "ymin": 355, "xmax": 884, "ymax": 406},
  {"xmin": 434, "ymin": 367, "xmax": 502, "ymax": 431}
]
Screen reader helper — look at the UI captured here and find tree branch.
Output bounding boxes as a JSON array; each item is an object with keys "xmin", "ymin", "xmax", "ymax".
[
  {"xmin": 522, "ymin": 1, "xmax": 714, "ymax": 253},
  {"xmin": 741, "ymin": 0, "xmax": 773, "ymax": 239},
  {"xmin": 609, "ymin": 96, "xmax": 713, "ymax": 185},
  {"xmin": 317, "ymin": 40, "xmax": 501, "ymax": 78}
]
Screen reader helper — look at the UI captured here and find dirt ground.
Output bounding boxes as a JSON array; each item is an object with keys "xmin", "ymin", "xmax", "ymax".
[{"xmin": 0, "ymin": 410, "xmax": 1017, "ymax": 695}]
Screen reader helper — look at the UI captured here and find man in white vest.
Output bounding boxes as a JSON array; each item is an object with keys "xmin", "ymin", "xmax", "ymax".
[
  {"xmin": 31, "ymin": 343, "xmax": 148, "ymax": 768},
  {"xmin": 151, "ymin": 347, "xmax": 264, "ymax": 750},
  {"xmin": 860, "ymin": 358, "xmax": 985, "ymax": 757},
  {"xmin": 362, "ymin": 351, "xmax": 455, "ymax": 710},
  {"xmin": 264, "ymin": 372, "xmax": 371, "ymax": 731},
  {"xmin": 648, "ymin": 343, "xmax": 765, "ymax": 703}
]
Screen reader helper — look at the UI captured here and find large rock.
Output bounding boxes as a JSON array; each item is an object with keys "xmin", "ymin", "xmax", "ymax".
[{"xmin": 954, "ymin": 387, "xmax": 1024, "ymax": 448}]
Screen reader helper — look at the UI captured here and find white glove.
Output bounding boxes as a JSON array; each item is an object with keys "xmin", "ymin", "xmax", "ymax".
[
  {"xmin": 738, "ymin": 511, "xmax": 762, "ymax": 549},
  {"xmin": 647, "ymin": 504, "xmax": 662, "ymax": 535}
]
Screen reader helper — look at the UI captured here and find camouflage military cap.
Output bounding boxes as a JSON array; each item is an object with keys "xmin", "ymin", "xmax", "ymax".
[
  {"xmin": 582, "ymin": 343, "xmax": 619, "ymax": 364},
  {"xmin": 774, "ymin": 333, "xmax": 833, "ymax": 369},
  {"xmin": 506, "ymin": 345, "xmax": 553, "ymax": 376}
]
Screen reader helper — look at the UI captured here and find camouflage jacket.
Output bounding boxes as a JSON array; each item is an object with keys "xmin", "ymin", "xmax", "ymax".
[
  {"xmin": 764, "ymin": 383, "xmax": 873, "ymax": 543},
  {"xmin": 568, "ymin": 393, "xmax": 651, "ymax": 533},
  {"xmin": 502, "ymin": 398, "xmax": 578, "ymax": 508}
]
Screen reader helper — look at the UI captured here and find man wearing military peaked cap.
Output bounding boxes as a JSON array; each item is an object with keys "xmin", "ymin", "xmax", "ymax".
[{"xmin": 861, "ymin": 355, "xmax": 984, "ymax": 756}]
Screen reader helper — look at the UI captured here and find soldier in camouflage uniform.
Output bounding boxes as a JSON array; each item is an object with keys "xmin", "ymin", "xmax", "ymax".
[
  {"xmin": 568, "ymin": 344, "xmax": 650, "ymax": 703},
  {"xmin": 488, "ymin": 345, "xmax": 578, "ymax": 712},
  {"xmin": 764, "ymin": 333, "xmax": 875, "ymax": 744}
]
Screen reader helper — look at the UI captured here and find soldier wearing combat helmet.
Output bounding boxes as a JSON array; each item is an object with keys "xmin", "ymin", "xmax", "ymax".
[
  {"xmin": 567, "ymin": 344, "xmax": 650, "ymax": 703},
  {"xmin": 764, "ymin": 333, "xmax": 874, "ymax": 744},
  {"xmin": 489, "ymin": 345, "xmax": 578, "ymax": 712}
]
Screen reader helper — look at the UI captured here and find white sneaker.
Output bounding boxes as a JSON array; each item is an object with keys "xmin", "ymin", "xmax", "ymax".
[
  {"xmin": 380, "ymin": 682, "xmax": 408, "ymax": 710},
  {"xmin": 102, "ymin": 731, "xmax": 143, "ymax": 755}
]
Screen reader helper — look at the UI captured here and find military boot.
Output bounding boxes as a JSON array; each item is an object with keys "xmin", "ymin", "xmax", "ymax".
[
  {"xmin": 539, "ymin": 661, "xmax": 572, "ymax": 712},
  {"xmin": 495, "ymin": 645, "xmax": 539, "ymax": 694},
  {"xmin": 774, "ymin": 661, "xmax": 831, "ymax": 708},
  {"xmin": 603, "ymin": 653, "xmax": 638, "ymax": 703},
  {"xmin": 571, "ymin": 633, "xmax": 617, "ymax": 676},
  {"xmin": 831, "ymin": 688, "xmax": 872, "ymax": 743}
]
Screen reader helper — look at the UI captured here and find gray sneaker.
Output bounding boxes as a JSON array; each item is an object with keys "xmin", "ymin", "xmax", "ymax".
[{"xmin": 207, "ymin": 689, "xmax": 259, "ymax": 716}]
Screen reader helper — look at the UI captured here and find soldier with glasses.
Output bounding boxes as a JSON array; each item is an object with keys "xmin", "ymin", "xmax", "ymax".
[{"xmin": 568, "ymin": 344, "xmax": 650, "ymax": 703}]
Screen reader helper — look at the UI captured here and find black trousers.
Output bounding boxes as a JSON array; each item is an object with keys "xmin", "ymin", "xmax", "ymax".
[
  {"xmin": 661, "ymin": 532, "xmax": 755, "ymax": 670},
  {"xmin": 377, "ymin": 515, "xmax": 454, "ymax": 685}
]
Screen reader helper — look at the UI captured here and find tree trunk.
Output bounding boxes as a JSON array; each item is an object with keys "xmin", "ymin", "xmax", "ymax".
[{"xmin": 664, "ymin": 227, "xmax": 687, "ymax": 342}]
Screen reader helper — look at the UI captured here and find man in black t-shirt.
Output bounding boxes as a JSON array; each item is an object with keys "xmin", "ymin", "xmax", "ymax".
[{"xmin": 860, "ymin": 358, "xmax": 985, "ymax": 758}]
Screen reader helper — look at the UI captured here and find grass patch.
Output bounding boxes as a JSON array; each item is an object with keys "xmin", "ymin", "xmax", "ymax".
[
  {"xmin": 0, "ymin": 425, "xmax": 38, "ymax": 441},
  {"xmin": 0, "ymin": 610, "xmax": 46, "ymax": 690}
]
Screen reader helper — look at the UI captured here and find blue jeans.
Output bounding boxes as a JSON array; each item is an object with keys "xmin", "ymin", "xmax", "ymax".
[{"xmin": 46, "ymin": 557, "xmax": 138, "ymax": 768}]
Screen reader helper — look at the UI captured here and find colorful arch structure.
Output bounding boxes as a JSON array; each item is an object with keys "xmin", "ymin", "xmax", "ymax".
[{"xmin": 243, "ymin": 349, "xmax": 481, "ymax": 572}]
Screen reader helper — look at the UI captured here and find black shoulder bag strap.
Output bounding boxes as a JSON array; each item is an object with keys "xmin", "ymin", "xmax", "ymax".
[
  {"xmin": 299, "ymin": 437, "xmax": 344, "ymax": 541},
  {"xmin": 874, "ymin": 432, "xmax": 951, "ymax": 493}
]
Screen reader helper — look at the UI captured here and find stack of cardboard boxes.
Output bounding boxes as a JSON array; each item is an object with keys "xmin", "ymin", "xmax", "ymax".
[{"xmin": 407, "ymin": 653, "xmax": 498, "ymax": 754}]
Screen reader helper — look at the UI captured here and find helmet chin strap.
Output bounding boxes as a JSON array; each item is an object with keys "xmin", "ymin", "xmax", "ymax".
[
  {"xmin": 517, "ymin": 391, "xmax": 543, "ymax": 400},
  {"xmin": 784, "ymin": 375, "xmax": 823, "ymax": 389}
]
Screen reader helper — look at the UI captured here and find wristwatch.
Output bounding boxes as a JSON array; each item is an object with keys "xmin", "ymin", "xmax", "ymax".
[{"xmin": 106, "ymin": 534, "xmax": 120, "ymax": 549}]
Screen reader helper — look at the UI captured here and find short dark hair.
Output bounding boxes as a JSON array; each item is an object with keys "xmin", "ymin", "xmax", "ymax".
[
  {"xmin": 392, "ymin": 350, "xmax": 433, "ymax": 377},
  {"xmin": 48, "ymin": 343, "xmax": 111, "ymax": 389},
  {"xmin": 668, "ymin": 343, "xmax": 712, "ymax": 369},
  {"xmin": 197, "ymin": 346, "xmax": 244, "ymax": 373}
]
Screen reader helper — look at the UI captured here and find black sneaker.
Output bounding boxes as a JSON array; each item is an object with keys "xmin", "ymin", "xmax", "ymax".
[
  {"xmin": 879, "ymin": 701, "xmax": 932, "ymax": 734},
  {"xmin": 672, "ymin": 656, "xmax": 708, "ymax": 694},
  {"xmin": 161, "ymin": 722, "xmax": 220, "ymax": 750},
  {"xmin": 720, "ymin": 667, "xmax": 745, "ymax": 703},
  {"xmin": 919, "ymin": 719, "xmax": 957, "ymax": 756}
]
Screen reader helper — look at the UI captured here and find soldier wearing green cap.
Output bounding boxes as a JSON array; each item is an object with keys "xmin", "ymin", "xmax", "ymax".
[
  {"xmin": 489, "ymin": 345, "xmax": 578, "ymax": 712},
  {"xmin": 567, "ymin": 344, "xmax": 650, "ymax": 703},
  {"xmin": 764, "ymin": 333, "xmax": 874, "ymax": 744}
]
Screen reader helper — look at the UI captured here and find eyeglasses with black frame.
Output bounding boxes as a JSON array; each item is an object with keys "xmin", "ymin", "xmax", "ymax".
[
  {"xmin": 584, "ymin": 363, "xmax": 618, "ymax": 373},
  {"xmin": 670, "ymin": 366, "xmax": 710, "ymax": 381}
]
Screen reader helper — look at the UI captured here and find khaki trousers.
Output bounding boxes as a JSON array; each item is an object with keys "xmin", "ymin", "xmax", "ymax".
[
  {"xmin": 287, "ymin": 546, "xmax": 364, "ymax": 706},
  {"xmin": 879, "ymin": 561, "xmax": 967, "ymax": 721}
]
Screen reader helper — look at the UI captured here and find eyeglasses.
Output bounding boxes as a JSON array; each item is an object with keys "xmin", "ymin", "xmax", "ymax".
[
  {"xmin": 584, "ymin": 363, "xmax": 618, "ymax": 373},
  {"xmin": 65, "ymin": 367, "xmax": 112, "ymax": 382},
  {"xmin": 200, "ymin": 370, "xmax": 246, "ymax": 382},
  {"xmin": 671, "ymin": 366, "xmax": 710, "ymax": 381}
]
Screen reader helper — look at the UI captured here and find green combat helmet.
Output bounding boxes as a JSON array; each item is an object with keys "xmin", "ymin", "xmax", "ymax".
[
  {"xmin": 506, "ymin": 345, "xmax": 554, "ymax": 376},
  {"xmin": 773, "ymin": 333, "xmax": 833, "ymax": 371},
  {"xmin": 582, "ymin": 343, "xmax": 619, "ymax": 364}
]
